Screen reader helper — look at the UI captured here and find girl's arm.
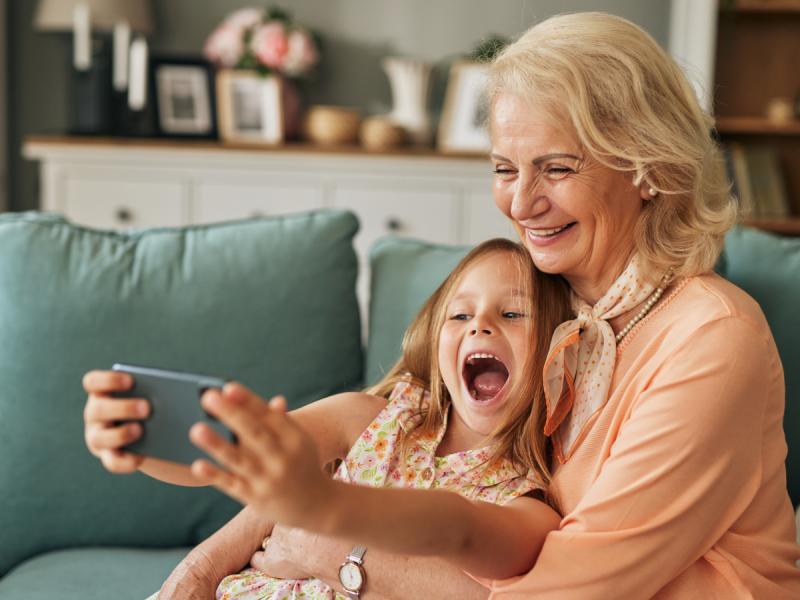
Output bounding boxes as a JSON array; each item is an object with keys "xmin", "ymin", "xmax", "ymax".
[
  {"xmin": 317, "ymin": 483, "xmax": 558, "ymax": 579},
  {"xmin": 192, "ymin": 383, "xmax": 561, "ymax": 580}
]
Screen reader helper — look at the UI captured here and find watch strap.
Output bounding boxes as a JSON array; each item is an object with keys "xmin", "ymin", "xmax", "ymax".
[{"xmin": 347, "ymin": 544, "xmax": 367, "ymax": 564}]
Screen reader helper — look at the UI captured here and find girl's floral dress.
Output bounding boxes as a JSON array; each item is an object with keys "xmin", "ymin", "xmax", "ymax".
[{"xmin": 216, "ymin": 381, "xmax": 546, "ymax": 600}]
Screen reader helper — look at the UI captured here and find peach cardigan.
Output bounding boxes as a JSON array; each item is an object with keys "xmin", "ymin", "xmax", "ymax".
[{"xmin": 489, "ymin": 274, "xmax": 800, "ymax": 599}]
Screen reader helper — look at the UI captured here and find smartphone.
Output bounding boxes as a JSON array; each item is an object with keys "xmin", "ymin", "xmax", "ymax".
[{"xmin": 111, "ymin": 363, "xmax": 236, "ymax": 465}]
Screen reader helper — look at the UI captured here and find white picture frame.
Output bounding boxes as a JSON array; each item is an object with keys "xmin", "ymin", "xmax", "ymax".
[
  {"xmin": 153, "ymin": 63, "xmax": 215, "ymax": 136},
  {"xmin": 216, "ymin": 70, "xmax": 284, "ymax": 145},
  {"xmin": 437, "ymin": 61, "xmax": 491, "ymax": 154}
]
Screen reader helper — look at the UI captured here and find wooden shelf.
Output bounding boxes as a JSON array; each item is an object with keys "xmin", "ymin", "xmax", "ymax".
[
  {"xmin": 742, "ymin": 217, "xmax": 800, "ymax": 235},
  {"xmin": 22, "ymin": 134, "xmax": 489, "ymax": 162},
  {"xmin": 715, "ymin": 117, "xmax": 800, "ymax": 135},
  {"xmin": 728, "ymin": 1, "xmax": 800, "ymax": 13}
]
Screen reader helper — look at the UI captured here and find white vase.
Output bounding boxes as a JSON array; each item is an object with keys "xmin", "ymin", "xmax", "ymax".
[{"xmin": 382, "ymin": 58, "xmax": 432, "ymax": 146}]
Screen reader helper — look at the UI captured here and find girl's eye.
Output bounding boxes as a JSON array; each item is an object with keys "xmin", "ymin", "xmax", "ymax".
[
  {"xmin": 503, "ymin": 311, "xmax": 526, "ymax": 320},
  {"xmin": 450, "ymin": 313, "xmax": 471, "ymax": 321}
]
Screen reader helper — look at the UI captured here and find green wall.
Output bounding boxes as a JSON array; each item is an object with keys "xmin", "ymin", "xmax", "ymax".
[{"xmin": 8, "ymin": 0, "xmax": 670, "ymax": 212}]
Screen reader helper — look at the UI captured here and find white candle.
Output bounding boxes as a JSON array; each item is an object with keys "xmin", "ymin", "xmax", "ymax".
[
  {"xmin": 128, "ymin": 37, "xmax": 148, "ymax": 111},
  {"xmin": 73, "ymin": 2, "xmax": 91, "ymax": 71},
  {"xmin": 113, "ymin": 22, "xmax": 131, "ymax": 91}
]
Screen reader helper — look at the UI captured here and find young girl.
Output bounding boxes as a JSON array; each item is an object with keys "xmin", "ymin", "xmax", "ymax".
[
  {"xmin": 85, "ymin": 238, "xmax": 570, "ymax": 599},
  {"xmin": 187, "ymin": 238, "xmax": 571, "ymax": 599}
]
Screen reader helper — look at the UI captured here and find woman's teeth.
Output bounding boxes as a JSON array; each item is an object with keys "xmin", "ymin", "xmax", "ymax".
[{"xmin": 528, "ymin": 223, "xmax": 571, "ymax": 237}]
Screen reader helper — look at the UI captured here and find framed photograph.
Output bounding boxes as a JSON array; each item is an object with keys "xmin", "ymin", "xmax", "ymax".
[
  {"xmin": 437, "ymin": 61, "xmax": 491, "ymax": 154},
  {"xmin": 216, "ymin": 70, "xmax": 284, "ymax": 145},
  {"xmin": 150, "ymin": 56, "xmax": 217, "ymax": 138}
]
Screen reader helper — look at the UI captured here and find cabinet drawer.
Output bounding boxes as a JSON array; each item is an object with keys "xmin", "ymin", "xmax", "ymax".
[
  {"xmin": 63, "ymin": 178, "xmax": 185, "ymax": 229},
  {"xmin": 193, "ymin": 182, "xmax": 323, "ymax": 224}
]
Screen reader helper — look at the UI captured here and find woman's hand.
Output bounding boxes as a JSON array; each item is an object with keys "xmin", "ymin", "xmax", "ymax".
[
  {"xmin": 157, "ymin": 547, "xmax": 221, "ymax": 599},
  {"xmin": 82, "ymin": 369, "xmax": 149, "ymax": 473},
  {"xmin": 249, "ymin": 523, "xmax": 316, "ymax": 580},
  {"xmin": 189, "ymin": 383, "xmax": 332, "ymax": 529}
]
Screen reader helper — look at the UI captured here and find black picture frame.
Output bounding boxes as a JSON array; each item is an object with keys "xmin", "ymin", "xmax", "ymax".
[{"xmin": 149, "ymin": 55, "xmax": 218, "ymax": 139}]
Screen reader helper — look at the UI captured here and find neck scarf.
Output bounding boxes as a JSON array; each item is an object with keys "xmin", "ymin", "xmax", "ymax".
[{"xmin": 543, "ymin": 254, "xmax": 657, "ymax": 462}]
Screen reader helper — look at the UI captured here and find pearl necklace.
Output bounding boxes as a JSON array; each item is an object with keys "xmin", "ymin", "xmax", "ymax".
[{"xmin": 614, "ymin": 270, "xmax": 674, "ymax": 343}]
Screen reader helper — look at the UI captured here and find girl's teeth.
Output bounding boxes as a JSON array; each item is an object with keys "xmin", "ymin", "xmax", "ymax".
[{"xmin": 466, "ymin": 352, "xmax": 499, "ymax": 365}]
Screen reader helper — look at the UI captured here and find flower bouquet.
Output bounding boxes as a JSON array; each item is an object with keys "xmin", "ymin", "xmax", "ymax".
[{"xmin": 204, "ymin": 6, "xmax": 319, "ymax": 78}]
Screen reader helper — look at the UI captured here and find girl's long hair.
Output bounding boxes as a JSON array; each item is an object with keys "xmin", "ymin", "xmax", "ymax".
[{"xmin": 367, "ymin": 238, "xmax": 571, "ymax": 482}]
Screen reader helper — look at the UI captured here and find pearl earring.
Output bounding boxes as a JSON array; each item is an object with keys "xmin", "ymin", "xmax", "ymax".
[{"xmin": 648, "ymin": 186, "xmax": 658, "ymax": 198}]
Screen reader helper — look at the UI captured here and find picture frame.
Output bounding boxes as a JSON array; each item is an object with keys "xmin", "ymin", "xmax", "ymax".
[
  {"xmin": 437, "ymin": 61, "xmax": 491, "ymax": 154},
  {"xmin": 215, "ymin": 70, "xmax": 284, "ymax": 145},
  {"xmin": 150, "ymin": 56, "xmax": 217, "ymax": 139}
]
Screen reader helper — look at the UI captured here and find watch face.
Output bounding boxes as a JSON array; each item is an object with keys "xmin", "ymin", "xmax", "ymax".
[{"xmin": 339, "ymin": 562, "xmax": 363, "ymax": 591}]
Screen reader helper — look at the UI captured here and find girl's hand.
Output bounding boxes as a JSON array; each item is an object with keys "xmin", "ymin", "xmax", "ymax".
[
  {"xmin": 189, "ymin": 383, "xmax": 333, "ymax": 529},
  {"xmin": 82, "ymin": 370, "xmax": 148, "ymax": 473}
]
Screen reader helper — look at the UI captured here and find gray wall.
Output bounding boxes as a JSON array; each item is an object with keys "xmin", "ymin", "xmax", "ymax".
[{"xmin": 8, "ymin": 0, "xmax": 671, "ymax": 211}]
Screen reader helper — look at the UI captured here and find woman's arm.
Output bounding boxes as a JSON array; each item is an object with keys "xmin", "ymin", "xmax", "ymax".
[
  {"xmin": 488, "ymin": 316, "xmax": 794, "ymax": 598},
  {"xmin": 191, "ymin": 384, "xmax": 560, "ymax": 580},
  {"xmin": 255, "ymin": 524, "xmax": 491, "ymax": 600}
]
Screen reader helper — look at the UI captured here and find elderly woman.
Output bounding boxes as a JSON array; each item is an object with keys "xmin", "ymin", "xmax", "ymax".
[{"xmin": 84, "ymin": 12, "xmax": 800, "ymax": 600}]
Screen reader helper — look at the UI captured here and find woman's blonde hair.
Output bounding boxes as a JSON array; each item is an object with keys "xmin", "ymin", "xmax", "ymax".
[
  {"xmin": 368, "ymin": 238, "xmax": 571, "ymax": 482},
  {"xmin": 487, "ymin": 12, "xmax": 737, "ymax": 281}
]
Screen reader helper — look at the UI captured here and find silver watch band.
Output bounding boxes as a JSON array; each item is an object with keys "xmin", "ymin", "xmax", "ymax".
[{"xmin": 347, "ymin": 544, "xmax": 367, "ymax": 564}]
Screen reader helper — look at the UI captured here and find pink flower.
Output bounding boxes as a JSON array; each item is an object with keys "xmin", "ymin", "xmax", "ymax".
[
  {"xmin": 282, "ymin": 29, "xmax": 319, "ymax": 76},
  {"xmin": 250, "ymin": 22, "xmax": 289, "ymax": 70},
  {"xmin": 203, "ymin": 23, "xmax": 244, "ymax": 67},
  {"xmin": 223, "ymin": 7, "xmax": 264, "ymax": 30}
]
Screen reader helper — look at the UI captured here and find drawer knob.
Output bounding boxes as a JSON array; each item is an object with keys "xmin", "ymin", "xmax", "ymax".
[
  {"xmin": 385, "ymin": 218, "xmax": 402, "ymax": 232},
  {"xmin": 115, "ymin": 208, "xmax": 133, "ymax": 223}
]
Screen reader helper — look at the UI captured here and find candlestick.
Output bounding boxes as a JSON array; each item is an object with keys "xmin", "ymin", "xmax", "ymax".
[
  {"xmin": 72, "ymin": 2, "xmax": 91, "ymax": 71},
  {"xmin": 128, "ymin": 37, "xmax": 148, "ymax": 110},
  {"xmin": 113, "ymin": 22, "xmax": 131, "ymax": 91}
]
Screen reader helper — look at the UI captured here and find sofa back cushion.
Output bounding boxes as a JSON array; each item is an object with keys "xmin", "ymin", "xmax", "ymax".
[
  {"xmin": 365, "ymin": 237, "xmax": 469, "ymax": 385},
  {"xmin": 718, "ymin": 226, "xmax": 800, "ymax": 506},
  {"xmin": 0, "ymin": 210, "xmax": 362, "ymax": 575}
]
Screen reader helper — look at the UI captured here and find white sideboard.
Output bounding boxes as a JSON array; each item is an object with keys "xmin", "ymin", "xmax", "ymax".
[{"xmin": 23, "ymin": 137, "xmax": 515, "ymax": 319}]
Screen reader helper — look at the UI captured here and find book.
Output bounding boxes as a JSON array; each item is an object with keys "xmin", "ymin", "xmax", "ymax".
[{"xmin": 723, "ymin": 142, "xmax": 789, "ymax": 218}]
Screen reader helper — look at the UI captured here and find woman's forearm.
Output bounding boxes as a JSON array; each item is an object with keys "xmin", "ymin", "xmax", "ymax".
[
  {"xmin": 193, "ymin": 505, "xmax": 274, "ymax": 580},
  {"xmin": 296, "ymin": 531, "xmax": 489, "ymax": 600}
]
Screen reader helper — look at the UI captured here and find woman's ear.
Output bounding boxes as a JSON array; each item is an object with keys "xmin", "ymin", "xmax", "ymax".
[{"xmin": 640, "ymin": 182, "xmax": 659, "ymax": 201}]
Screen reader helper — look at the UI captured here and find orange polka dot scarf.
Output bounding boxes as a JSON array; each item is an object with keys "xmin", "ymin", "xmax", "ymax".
[{"xmin": 543, "ymin": 255, "xmax": 657, "ymax": 462}]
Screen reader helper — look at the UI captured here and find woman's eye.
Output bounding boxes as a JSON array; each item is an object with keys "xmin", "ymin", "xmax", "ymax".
[
  {"xmin": 543, "ymin": 165, "xmax": 574, "ymax": 180},
  {"xmin": 492, "ymin": 166, "xmax": 516, "ymax": 177}
]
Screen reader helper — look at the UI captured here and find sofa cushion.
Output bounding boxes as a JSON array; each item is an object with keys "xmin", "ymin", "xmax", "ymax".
[
  {"xmin": 0, "ymin": 210, "xmax": 362, "ymax": 575},
  {"xmin": 365, "ymin": 237, "xmax": 469, "ymax": 385},
  {"xmin": 719, "ymin": 226, "xmax": 800, "ymax": 506},
  {"xmin": 0, "ymin": 547, "xmax": 189, "ymax": 600}
]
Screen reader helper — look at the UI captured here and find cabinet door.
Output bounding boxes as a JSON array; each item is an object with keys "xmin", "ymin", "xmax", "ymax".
[
  {"xmin": 463, "ymin": 185, "xmax": 517, "ymax": 244},
  {"xmin": 193, "ymin": 181, "xmax": 323, "ymax": 224},
  {"xmin": 331, "ymin": 183, "xmax": 458, "ymax": 331},
  {"xmin": 63, "ymin": 177, "xmax": 185, "ymax": 229}
]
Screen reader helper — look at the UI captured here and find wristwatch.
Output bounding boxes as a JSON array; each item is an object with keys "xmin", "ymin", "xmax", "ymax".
[{"xmin": 338, "ymin": 544, "xmax": 367, "ymax": 598}]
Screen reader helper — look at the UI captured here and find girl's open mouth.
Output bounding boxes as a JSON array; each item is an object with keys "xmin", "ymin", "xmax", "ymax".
[{"xmin": 462, "ymin": 353, "xmax": 510, "ymax": 403}]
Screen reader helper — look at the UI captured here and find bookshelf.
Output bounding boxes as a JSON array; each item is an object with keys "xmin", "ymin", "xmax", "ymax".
[{"xmin": 714, "ymin": 1, "xmax": 800, "ymax": 235}]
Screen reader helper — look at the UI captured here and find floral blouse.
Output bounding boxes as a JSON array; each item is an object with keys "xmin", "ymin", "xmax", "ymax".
[{"xmin": 216, "ymin": 380, "xmax": 546, "ymax": 600}]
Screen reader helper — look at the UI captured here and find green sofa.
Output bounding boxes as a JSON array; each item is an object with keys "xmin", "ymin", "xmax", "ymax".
[{"xmin": 0, "ymin": 210, "xmax": 796, "ymax": 599}]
